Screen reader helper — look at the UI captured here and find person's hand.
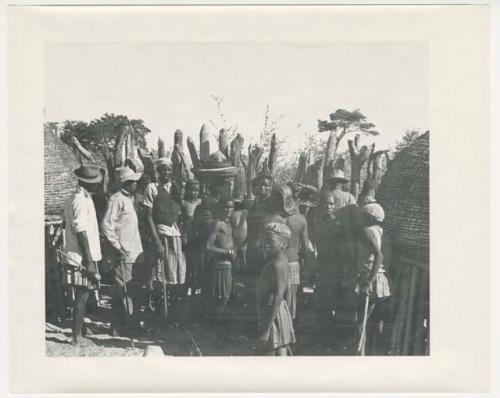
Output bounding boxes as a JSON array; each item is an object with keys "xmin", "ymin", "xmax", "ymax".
[
  {"xmin": 84, "ymin": 259, "xmax": 101, "ymax": 282},
  {"xmin": 258, "ymin": 328, "xmax": 270, "ymax": 342},
  {"xmin": 361, "ymin": 280, "xmax": 372, "ymax": 296},
  {"xmin": 228, "ymin": 249, "xmax": 237, "ymax": 262},
  {"xmin": 155, "ymin": 238, "xmax": 165, "ymax": 257},
  {"xmin": 118, "ymin": 247, "xmax": 130, "ymax": 261}
]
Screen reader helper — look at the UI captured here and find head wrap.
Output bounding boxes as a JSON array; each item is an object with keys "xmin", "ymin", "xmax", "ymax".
[
  {"xmin": 185, "ymin": 179, "xmax": 200, "ymax": 189},
  {"xmin": 272, "ymin": 183, "xmax": 296, "ymax": 215},
  {"xmin": 362, "ymin": 202, "xmax": 385, "ymax": 223},
  {"xmin": 156, "ymin": 157, "xmax": 172, "ymax": 168},
  {"xmin": 265, "ymin": 222, "xmax": 292, "ymax": 240}
]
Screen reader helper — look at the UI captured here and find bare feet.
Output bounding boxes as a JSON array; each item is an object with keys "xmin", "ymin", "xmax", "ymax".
[{"xmin": 71, "ymin": 336, "xmax": 95, "ymax": 347}]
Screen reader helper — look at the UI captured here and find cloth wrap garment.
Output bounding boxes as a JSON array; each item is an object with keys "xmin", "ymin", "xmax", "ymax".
[
  {"xmin": 259, "ymin": 299, "xmax": 296, "ymax": 351},
  {"xmin": 147, "ymin": 182, "xmax": 186, "ymax": 285}
]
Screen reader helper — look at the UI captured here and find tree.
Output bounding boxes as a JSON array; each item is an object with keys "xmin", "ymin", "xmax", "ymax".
[
  {"xmin": 61, "ymin": 113, "xmax": 151, "ymax": 153},
  {"xmin": 348, "ymin": 135, "xmax": 372, "ymax": 199},
  {"xmin": 318, "ymin": 108, "xmax": 379, "ymax": 188}
]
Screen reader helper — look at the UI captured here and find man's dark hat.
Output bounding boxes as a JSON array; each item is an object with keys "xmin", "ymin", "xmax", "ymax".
[{"xmin": 74, "ymin": 163, "xmax": 103, "ymax": 184}]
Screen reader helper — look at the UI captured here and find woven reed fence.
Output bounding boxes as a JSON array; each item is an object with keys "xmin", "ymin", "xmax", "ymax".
[{"xmin": 377, "ymin": 131, "xmax": 429, "ymax": 355}]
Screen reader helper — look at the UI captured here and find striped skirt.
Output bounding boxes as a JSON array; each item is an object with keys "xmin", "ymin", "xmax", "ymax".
[
  {"xmin": 358, "ymin": 271, "xmax": 391, "ymax": 299},
  {"xmin": 61, "ymin": 263, "xmax": 98, "ymax": 290},
  {"xmin": 159, "ymin": 234, "xmax": 186, "ymax": 285},
  {"xmin": 288, "ymin": 261, "xmax": 300, "ymax": 285},
  {"xmin": 262, "ymin": 300, "xmax": 296, "ymax": 350}
]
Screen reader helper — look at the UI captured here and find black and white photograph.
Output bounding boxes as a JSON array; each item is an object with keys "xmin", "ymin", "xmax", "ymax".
[
  {"xmin": 6, "ymin": 2, "xmax": 493, "ymax": 394},
  {"xmin": 43, "ymin": 41, "xmax": 429, "ymax": 358}
]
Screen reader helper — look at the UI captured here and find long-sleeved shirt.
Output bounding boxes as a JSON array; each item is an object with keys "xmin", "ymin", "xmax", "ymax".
[
  {"xmin": 101, "ymin": 189, "xmax": 143, "ymax": 263},
  {"xmin": 63, "ymin": 186, "xmax": 102, "ymax": 266}
]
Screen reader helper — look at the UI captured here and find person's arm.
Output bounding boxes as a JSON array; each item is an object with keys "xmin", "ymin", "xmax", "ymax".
[
  {"xmin": 257, "ymin": 215, "xmax": 271, "ymax": 257},
  {"xmin": 71, "ymin": 196, "xmax": 97, "ymax": 275},
  {"xmin": 206, "ymin": 221, "xmax": 234, "ymax": 257},
  {"xmin": 361, "ymin": 227, "xmax": 383, "ymax": 293},
  {"xmin": 143, "ymin": 184, "xmax": 164, "ymax": 256},
  {"xmin": 299, "ymin": 216, "xmax": 314, "ymax": 254},
  {"xmin": 260, "ymin": 257, "xmax": 288, "ymax": 340},
  {"xmin": 146, "ymin": 207, "xmax": 164, "ymax": 256},
  {"xmin": 101, "ymin": 197, "xmax": 128, "ymax": 259}
]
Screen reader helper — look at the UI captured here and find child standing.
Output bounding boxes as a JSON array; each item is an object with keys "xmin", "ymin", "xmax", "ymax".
[
  {"xmin": 256, "ymin": 222, "xmax": 296, "ymax": 356},
  {"xmin": 206, "ymin": 197, "xmax": 237, "ymax": 319}
]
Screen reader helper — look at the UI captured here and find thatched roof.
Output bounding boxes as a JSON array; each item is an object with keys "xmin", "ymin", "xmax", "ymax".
[
  {"xmin": 377, "ymin": 131, "xmax": 429, "ymax": 251},
  {"xmin": 44, "ymin": 128, "xmax": 79, "ymax": 221}
]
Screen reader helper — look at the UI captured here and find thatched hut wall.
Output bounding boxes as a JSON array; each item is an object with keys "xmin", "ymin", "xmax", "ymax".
[
  {"xmin": 44, "ymin": 127, "xmax": 79, "ymax": 222},
  {"xmin": 377, "ymin": 131, "xmax": 429, "ymax": 355}
]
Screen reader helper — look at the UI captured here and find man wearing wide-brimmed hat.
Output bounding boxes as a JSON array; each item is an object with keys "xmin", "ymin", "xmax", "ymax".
[
  {"xmin": 102, "ymin": 166, "xmax": 144, "ymax": 337},
  {"xmin": 62, "ymin": 163, "xmax": 104, "ymax": 346},
  {"xmin": 323, "ymin": 169, "xmax": 356, "ymax": 210}
]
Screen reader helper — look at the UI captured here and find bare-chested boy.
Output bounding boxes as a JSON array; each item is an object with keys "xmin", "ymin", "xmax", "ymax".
[
  {"xmin": 206, "ymin": 197, "xmax": 237, "ymax": 317},
  {"xmin": 181, "ymin": 179, "xmax": 202, "ymax": 296},
  {"xmin": 256, "ymin": 222, "xmax": 296, "ymax": 356},
  {"xmin": 229, "ymin": 201, "xmax": 247, "ymax": 300}
]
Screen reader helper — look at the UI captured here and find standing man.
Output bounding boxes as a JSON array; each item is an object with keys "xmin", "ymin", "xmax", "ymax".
[
  {"xmin": 143, "ymin": 158, "xmax": 185, "ymax": 321},
  {"xmin": 101, "ymin": 167, "xmax": 144, "ymax": 337},
  {"xmin": 309, "ymin": 189, "xmax": 359, "ymax": 351},
  {"xmin": 323, "ymin": 169, "xmax": 356, "ymax": 208},
  {"xmin": 62, "ymin": 163, "xmax": 103, "ymax": 346}
]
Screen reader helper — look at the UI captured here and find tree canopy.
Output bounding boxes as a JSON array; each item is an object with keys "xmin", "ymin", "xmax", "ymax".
[
  {"xmin": 61, "ymin": 113, "xmax": 151, "ymax": 153},
  {"xmin": 318, "ymin": 108, "xmax": 379, "ymax": 144}
]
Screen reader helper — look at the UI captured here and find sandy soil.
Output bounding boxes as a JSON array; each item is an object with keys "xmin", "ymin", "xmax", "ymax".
[{"xmin": 46, "ymin": 277, "xmax": 354, "ymax": 357}]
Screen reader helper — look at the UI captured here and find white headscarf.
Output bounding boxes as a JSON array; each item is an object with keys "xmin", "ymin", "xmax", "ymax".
[{"xmin": 362, "ymin": 202, "xmax": 385, "ymax": 223}]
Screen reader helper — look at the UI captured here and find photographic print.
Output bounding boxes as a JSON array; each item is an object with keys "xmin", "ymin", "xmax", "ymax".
[{"xmin": 43, "ymin": 41, "xmax": 429, "ymax": 358}]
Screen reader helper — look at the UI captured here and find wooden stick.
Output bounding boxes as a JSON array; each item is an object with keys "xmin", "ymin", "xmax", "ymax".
[{"xmin": 357, "ymin": 295, "xmax": 370, "ymax": 355}]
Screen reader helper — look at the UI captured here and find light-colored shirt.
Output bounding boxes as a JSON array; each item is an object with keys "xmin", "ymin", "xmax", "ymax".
[
  {"xmin": 101, "ymin": 189, "xmax": 143, "ymax": 263},
  {"xmin": 332, "ymin": 189, "xmax": 357, "ymax": 211},
  {"xmin": 63, "ymin": 186, "xmax": 102, "ymax": 266},
  {"xmin": 143, "ymin": 181, "xmax": 181, "ymax": 237}
]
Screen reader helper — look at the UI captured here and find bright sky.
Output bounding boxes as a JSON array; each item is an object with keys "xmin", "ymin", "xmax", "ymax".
[{"xmin": 45, "ymin": 42, "xmax": 428, "ymax": 156}]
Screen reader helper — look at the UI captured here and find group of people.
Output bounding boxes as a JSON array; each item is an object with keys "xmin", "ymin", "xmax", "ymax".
[{"xmin": 60, "ymin": 154, "xmax": 391, "ymax": 356}]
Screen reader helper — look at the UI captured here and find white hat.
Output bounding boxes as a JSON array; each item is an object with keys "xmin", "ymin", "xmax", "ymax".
[
  {"xmin": 327, "ymin": 169, "xmax": 348, "ymax": 183},
  {"xmin": 116, "ymin": 167, "xmax": 142, "ymax": 184}
]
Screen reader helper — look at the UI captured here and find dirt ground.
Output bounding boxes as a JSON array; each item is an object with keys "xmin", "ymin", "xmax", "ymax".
[{"xmin": 46, "ymin": 274, "xmax": 356, "ymax": 357}]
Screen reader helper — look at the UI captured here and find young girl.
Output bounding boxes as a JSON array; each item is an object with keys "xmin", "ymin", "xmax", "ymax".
[{"xmin": 256, "ymin": 222, "xmax": 296, "ymax": 356}]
